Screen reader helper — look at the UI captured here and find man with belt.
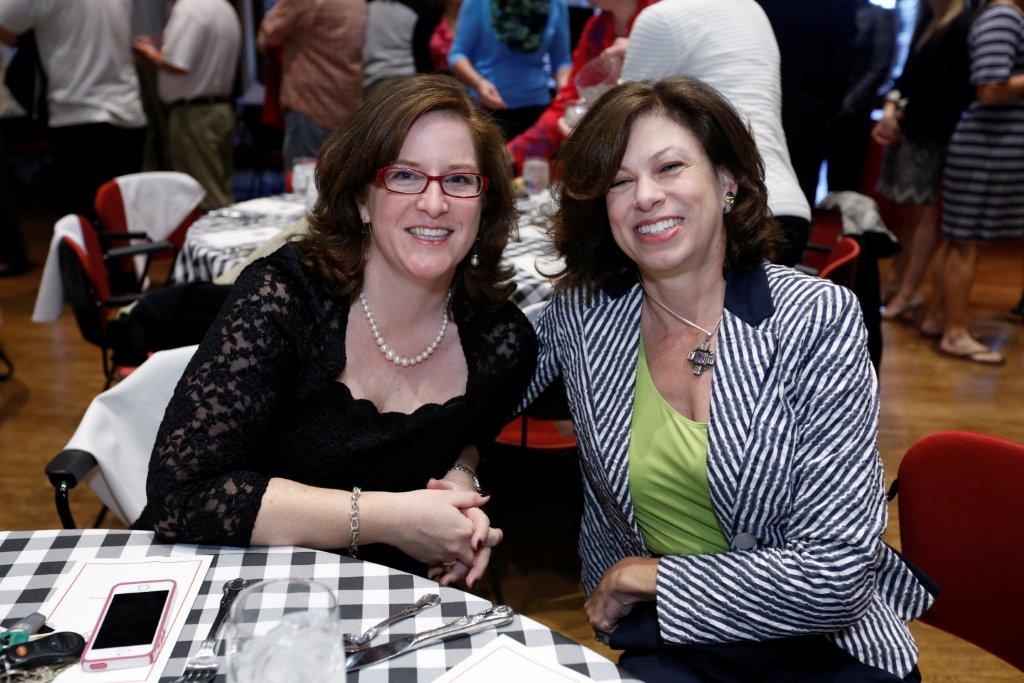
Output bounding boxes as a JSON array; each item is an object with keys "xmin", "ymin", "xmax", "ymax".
[
  {"xmin": 134, "ymin": 0, "xmax": 241, "ymax": 209},
  {"xmin": 0, "ymin": 0, "xmax": 146, "ymax": 218}
]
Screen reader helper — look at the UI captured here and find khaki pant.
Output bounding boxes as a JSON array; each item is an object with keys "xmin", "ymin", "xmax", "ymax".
[{"xmin": 167, "ymin": 102, "xmax": 234, "ymax": 210}]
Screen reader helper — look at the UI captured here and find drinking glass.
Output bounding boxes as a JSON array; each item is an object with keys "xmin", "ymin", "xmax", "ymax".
[
  {"xmin": 574, "ymin": 55, "xmax": 620, "ymax": 104},
  {"xmin": 563, "ymin": 99, "xmax": 587, "ymax": 129},
  {"xmin": 290, "ymin": 157, "xmax": 317, "ymax": 196},
  {"xmin": 224, "ymin": 579, "xmax": 344, "ymax": 683},
  {"xmin": 523, "ymin": 157, "xmax": 550, "ymax": 198}
]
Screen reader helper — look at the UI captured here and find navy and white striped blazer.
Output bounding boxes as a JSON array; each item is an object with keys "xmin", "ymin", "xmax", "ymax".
[{"xmin": 524, "ymin": 262, "xmax": 935, "ymax": 677}]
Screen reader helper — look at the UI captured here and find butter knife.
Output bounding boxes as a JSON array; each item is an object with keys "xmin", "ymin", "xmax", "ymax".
[{"xmin": 345, "ymin": 604, "xmax": 514, "ymax": 671}]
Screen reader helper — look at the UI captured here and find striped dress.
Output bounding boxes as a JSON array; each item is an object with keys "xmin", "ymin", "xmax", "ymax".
[{"xmin": 942, "ymin": 3, "xmax": 1024, "ymax": 241}]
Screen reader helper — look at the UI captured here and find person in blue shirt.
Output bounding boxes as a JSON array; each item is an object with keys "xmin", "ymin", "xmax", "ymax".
[{"xmin": 449, "ymin": 0, "xmax": 572, "ymax": 139}]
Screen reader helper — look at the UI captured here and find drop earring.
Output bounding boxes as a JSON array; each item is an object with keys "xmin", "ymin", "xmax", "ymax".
[
  {"xmin": 470, "ymin": 246, "xmax": 480, "ymax": 267},
  {"xmin": 723, "ymin": 192, "xmax": 736, "ymax": 214}
]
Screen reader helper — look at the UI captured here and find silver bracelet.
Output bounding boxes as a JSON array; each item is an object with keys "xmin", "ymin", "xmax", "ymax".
[
  {"xmin": 348, "ymin": 486, "xmax": 361, "ymax": 557},
  {"xmin": 447, "ymin": 464, "xmax": 482, "ymax": 493}
]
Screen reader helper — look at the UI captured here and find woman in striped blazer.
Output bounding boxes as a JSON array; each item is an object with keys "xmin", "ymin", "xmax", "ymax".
[{"xmin": 524, "ymin": 77, "xmax": 935, "ymax": 681}]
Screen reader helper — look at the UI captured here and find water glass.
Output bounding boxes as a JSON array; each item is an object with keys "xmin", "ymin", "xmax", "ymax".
[
  {"xmin": 523, "ymin": 157, "xmax": 550, "ymax": 198},
  {"xmin": 563, "ymin": 99, "xmax": 587, "ymax": 129},
  {"xmin": 290, "ymin": 157, "xmax": 317, "ymax": 196},
  {"xmin": 225, "ymin": 579, "xmax": 344, "ymax": 683}
]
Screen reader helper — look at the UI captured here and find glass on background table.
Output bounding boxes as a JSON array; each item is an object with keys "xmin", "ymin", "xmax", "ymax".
[{"xmin": 0, "ymin": 530, "xmax": 635, "ymax": 682}]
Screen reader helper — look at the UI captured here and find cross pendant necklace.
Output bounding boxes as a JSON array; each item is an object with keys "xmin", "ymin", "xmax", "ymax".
[{"xmin": 642, "ymin": 287, "xmax": 723, "ymax": 376}]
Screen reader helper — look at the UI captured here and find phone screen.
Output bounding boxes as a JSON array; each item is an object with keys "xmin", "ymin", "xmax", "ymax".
[{"xmin": 91, "ymin": 590, "xmax": 170, "ymax": 649}]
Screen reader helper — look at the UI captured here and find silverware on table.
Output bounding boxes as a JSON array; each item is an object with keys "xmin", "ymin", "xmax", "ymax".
[
  {"xmin": 343, "ymin": 593, "xmax": 440, "ymax": 652},
  {"xmin": 345, "ymin": 604, "xmax": 515, "ymax": 671},
  {"xmin": 174, "ymin": 578, "xmax": 251, "ymax": 683}
]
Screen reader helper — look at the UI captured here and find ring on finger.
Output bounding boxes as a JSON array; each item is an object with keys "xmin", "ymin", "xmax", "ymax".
[{"xmin": 442, "ymin": 560, "xmax": 457, "ymax": 571}]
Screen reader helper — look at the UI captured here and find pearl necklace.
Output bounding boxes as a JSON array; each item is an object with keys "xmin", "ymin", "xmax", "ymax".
[
  {"xmin": 358, "ymin": 289, "xmax": 453, "ymax": 367},
  {"xmin": 642, "ymin": 287, "xmax": 723, "ymax": 377}
]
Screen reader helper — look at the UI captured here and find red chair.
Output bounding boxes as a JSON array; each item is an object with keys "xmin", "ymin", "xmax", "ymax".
[
  {"xmin": 897, "ymin": 430, "xmax": 1024, "ymax": 672},
  {"xmin": 94, "ymin": 173, "xmax": 204, "ymax": 288},
  {"xmin": 817, "ymin": 236, "xmax": 861, "ymax": 288},
  {"xmin": 57, "ymin": 216, "xmax": 166, "ymax": 388}
]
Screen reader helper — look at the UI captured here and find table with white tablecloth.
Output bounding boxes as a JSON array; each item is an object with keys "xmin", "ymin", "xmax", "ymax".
[
  {"xmin": 172, "ymin": 194, "xmax": 560, "ymax": 309},
  {"xmin": 0, "ymin": 529, "xmax": 636, "ymax": 682}
]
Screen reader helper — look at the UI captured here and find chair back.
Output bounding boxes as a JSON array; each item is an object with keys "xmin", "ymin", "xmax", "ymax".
[
  {"xmin": 96, "ymin": 172, "xmax": 205, "ymax": 252},
  {"xmin": 817, "ymin": 236, "xmax": 861, "ymax": 288},
  {"xmin": 63, "ymin": 345, "xmax": 198, "ymax": 523},
  {"xmin": 897, "ymin": 430, "xmax": 1024, "ymax": 672},
  {"xmin": 57, "ymin": 217, "xmax": 112, "ymax": 348}
]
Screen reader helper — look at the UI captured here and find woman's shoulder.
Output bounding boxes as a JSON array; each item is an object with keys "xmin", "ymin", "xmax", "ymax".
[
  {"xmin": 458, "ymin": 295, "xmax": 536, "ymax": 345},
  {"xmin": 761, "ymin": 263, "xmax": 857, "ymax": 322},
  {"xmin": 231, "ymin": 243, "xmax": 338, "ymax": 315}
]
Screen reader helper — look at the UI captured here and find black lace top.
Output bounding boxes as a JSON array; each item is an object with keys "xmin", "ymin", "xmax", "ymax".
[{"xmin": 133, "ymin": 245, "xmax": 537, "ymax": 571}]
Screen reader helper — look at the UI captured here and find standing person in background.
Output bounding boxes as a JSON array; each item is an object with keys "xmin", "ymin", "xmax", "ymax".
[
  {"xmin": 426, "ymin": 0, "xmax": 461, "ymax": 73},
  {"xmin": 871, "ymin": 0, "xmax": 971, "ymax": 320},
  {"xmin": 929, "ymin": 0, "xmax": 1024, "ymax": 364},
  {"xmin": 134, "ymin": 0, "xmax": 242, "ymax": 210},
  {"xmin": 0, "ymin": 41, "xmax": 29, "ymax": 277},
  {"xmin": 756, "ymin": 0, "xmax": 858, "ymax": 205},
  {"xmin": 507, "ymin": 0, "xmax": 656, "ymax": 174},
  {"xmin": 0, "ymin": 0, "xmax": 146, "ymax": 218},
  {"xmin": 258, "ymin": 0, "xmax": 368, "ymax": 170},
  {"xmin": 826, "ymin": 0, "xmax": 898, "ymax": 193},
  {"xmin": 362, "ymin": 0, "xmax": 418, "ymax": 99},
  {"xmin": 449, "ymin": 0, "xmax": 572, "ymax": 139},
  {"xmin": 622, "ymin": 0, "xmax": 811, "ymax": 267}
]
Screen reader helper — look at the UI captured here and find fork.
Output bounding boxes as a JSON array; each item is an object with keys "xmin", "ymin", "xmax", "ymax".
[{"xmin": 174, "ymin": 578, "xmax": 250, "ymax": 682}]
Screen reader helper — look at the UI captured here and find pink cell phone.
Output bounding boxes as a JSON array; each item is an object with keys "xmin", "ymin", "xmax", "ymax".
[{"xmin": 80, "ymin": 580, "xmax": 176, "ymax": 671}]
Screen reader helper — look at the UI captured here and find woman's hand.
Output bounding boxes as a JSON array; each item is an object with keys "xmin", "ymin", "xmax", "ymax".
[
  {"xmin": 601, "ymin": 37, "xmax": 630, "ymax": 66},
  {"xmin": 476, "ymin": 79, "xmax": 508, "ymax": 110},
  {"xmin": 425, "ymin": 478, "xmax": 501, "ymax": 587},
  {"xmin": 871, "ymin": 115, "xmax": 901, "ymax": 146},
  {"xmin": 363, "ymin": 489, "xmax": 497, "ymax": 571},
  {"xmin": 584, "ymin": 557, "xmax": 659, "ymax": 634}
]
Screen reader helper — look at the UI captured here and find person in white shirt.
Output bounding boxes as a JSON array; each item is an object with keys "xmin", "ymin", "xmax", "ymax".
[
  {"xmin": 621, "ymin": 0, "xmax": 812, "ymax": 266},
  {"xmin": 0, "ymin": 0, "xmax": 146, "ymax": 217},
  {"xmin": 134, "ymin": 0, "xmax": 242, "ymax": 210}
]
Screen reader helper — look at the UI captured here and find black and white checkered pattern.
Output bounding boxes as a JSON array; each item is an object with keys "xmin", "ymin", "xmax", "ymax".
[
  {"xmin": 0, "ymin": 530, "xmax": 633, "ymax": 682},
  {"xmin": 171, "ymin": 195, "xmax": 561, "ymax": 309}
]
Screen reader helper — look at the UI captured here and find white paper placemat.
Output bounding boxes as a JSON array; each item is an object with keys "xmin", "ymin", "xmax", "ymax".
[
  {"xmin": 40, "ymin": 555, "xmax": 212, "ymax": 682},
  {"xmin": 435, "ymin": 634, "xmax": 593, "ymax": 682}
]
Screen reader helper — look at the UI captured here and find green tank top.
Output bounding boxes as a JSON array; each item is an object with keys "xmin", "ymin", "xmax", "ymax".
[{"xmin": 628, "ymin": 338, "xmax": 730, "ymax": 556}]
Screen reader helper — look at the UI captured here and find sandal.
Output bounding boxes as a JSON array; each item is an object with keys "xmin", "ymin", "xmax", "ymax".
[{"xmin": 938, "ymin": 341, "xmax": 1005, "ymax": 366}]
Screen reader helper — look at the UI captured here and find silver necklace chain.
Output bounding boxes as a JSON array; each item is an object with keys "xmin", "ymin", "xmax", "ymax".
[
  {"xmin": 642, "ymin": 286, "xmax": 724, "ymax": 377},
  {"xmin": 642, "ymin": 287, "xmax": 723, "ymax": 338},
  {"xmin": 358, "ymin": 289, "xmax": 453, "ymax": 368}
]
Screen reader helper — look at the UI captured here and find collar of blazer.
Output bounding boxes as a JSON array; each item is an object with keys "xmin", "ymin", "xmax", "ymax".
[{"xmin": 600, "ymin": 261, "xmax": 776, "ymax": 327}]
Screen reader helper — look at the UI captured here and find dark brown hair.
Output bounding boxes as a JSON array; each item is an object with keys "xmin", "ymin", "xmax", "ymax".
[
  {"xmin": 294, "ymin": 74, "xmax": 518, "ymax": 309},
  {"xmin": 552, "ymin": 76, "xmax": 782, "ymax": 292}
]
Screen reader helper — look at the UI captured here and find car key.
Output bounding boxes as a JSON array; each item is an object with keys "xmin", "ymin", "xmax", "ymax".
[{"xmin": 4, "ymin": 632, "xmax": 85, "ymax": 670}]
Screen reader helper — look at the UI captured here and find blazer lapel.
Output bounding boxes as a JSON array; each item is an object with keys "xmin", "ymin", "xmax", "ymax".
[
  {"xmin": 707, "ymin": 263, "xmax": 780, "ymax": 531},
  {"xmin": 579, "ymin": 284, "xmax": 644, "ymax": 531}
]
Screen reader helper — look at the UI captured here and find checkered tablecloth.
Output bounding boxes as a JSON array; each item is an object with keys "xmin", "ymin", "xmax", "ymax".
[
  {"xmin": 0, "ymin": 530, "xmax": 632, "ymax": 682},
  {"xmin": 171, "ymin": 194, "xmax": 561, "ymax": 309}
]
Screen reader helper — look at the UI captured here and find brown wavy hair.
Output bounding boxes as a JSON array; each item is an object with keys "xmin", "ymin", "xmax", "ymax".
[
  {"xmin": 293, "ymin": 74, "xmax": 518, "ymax": 309},
  {"xmin": 552, "ymin": 76, "xmax": 782, "ymax": 292}
]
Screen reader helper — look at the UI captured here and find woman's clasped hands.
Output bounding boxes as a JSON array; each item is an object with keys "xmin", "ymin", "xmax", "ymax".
[{"xmin": 373, "ymin": 478, "xmax": 502, "ymax": 588}]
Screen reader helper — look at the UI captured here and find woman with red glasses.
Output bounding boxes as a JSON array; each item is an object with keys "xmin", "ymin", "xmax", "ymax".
[{"xmin": 135, "ymin": 75, "xmax": 537, "ymax": 585}]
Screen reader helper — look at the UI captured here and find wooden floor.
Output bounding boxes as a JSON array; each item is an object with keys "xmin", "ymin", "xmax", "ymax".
[{"xmin": 1, "ymin": 208, "xmax": 1022, "ymax": 681}]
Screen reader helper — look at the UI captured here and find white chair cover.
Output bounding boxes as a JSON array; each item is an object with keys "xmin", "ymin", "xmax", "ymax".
[
  {"xmin": 115, "ymin": 172, "xmax": 206, "ymax": 241},
  {"xmin": 31, "ymin": 214, "xmax": 87, "ymax": 323},
  {"xmin": 63, "ymin": 345, "xmax": 197, "ymax": 524}
]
